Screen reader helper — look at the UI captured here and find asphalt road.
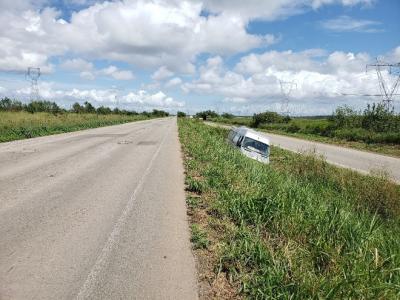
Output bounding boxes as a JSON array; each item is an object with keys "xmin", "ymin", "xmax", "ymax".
[
  {"xmin": 0, "ymin": 118, "xmax": 198, "ymax": 300},
  {"xmin": 206, "ymin": 122, "xmax": 400, "ymax": 183}
]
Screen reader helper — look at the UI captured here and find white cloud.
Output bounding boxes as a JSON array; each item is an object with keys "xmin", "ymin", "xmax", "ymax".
[
  {"xmin": 99, "ymin": 66, "xmax": 135, "ymax": 80},
  {"xmin": 321, "ymin": 15, "xmax": 382, "ymax": 32},
  {"xmin": 0, "ymin": 0, "xmax": 377, "ymax": 73},
  {"xmin": 11, "ymin": 81, "xmax": 183, "ymax": 110},
  {"xmin": 79, "ymin": 71, "xmax": 95, "ymax": 80},
  {"xmin": 123, "ymin": 90, "xmax": 184, "ymax": 108},
  {"xmin": 61, "ymin": 58, "xmax": 94, "ymax": 71},
  {"xmin": 0, "ymin": 7, "xmax": 65, "ymax": 72},
  {"xmin": 183, "ymin": 48, "xmax": 397, "ymax": 114},
  {"xmin": 0, "ymin": 0, "xmax": 279, "ymax": 73},
  {"xmin": 165, "ymin": 77, "xmax": 183, "ymax": 88},
  {"xmin": 111, "ymin": 70, "xmax": 135, "ymax": 80},
  {"xmin": 151, "ymin": 66, "xmax": 174, "ymax": 81}
]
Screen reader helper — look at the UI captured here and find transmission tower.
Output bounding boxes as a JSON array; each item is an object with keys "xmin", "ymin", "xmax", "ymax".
[
  {"xmin": 279, "ymin": 80, "xmax": 297, "ymax": 116},
  {"xmin": 25, "ymin": 67, "xmax": 41, "ymax": 102},
  {"xmin": 366, "ymin": 59, "xmax": 400, "ymax": 111}
]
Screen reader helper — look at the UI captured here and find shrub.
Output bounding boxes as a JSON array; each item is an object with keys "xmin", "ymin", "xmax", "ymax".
[
  {"xmin": 252, "ymin": 111, "xmax": 285, "ymax": 127},
  {"xmin": 221, "ymin": 113, "xmax": 235, "ymax": 119},
  {"xmin": 195, "ymin": 110, "xmax": 219, "ymax": 120}
]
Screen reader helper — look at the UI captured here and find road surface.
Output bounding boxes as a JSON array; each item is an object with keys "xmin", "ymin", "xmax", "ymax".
[
  {"xmin": 0, "ymin": 118, "xmax": 198, "ymax": 300},
  {"xmin": 206, "ymin": 122, "xmax": 400, "ymax": 183}
]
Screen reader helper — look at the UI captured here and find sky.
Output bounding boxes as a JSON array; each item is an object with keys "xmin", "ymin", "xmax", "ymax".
[{"xmin": 0, "ymin": 0, "xmax": 399, "ymax": 115}]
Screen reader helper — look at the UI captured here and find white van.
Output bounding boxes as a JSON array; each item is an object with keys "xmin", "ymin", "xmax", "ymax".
[{"xmin": 227, "ymin": 127, "xmax": 270, "ymax": 164}]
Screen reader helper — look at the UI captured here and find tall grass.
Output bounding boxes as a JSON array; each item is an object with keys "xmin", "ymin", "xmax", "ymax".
[
  {"xmin": 0, "ymin": 111, "xmax": 151, "ymax": 142},
  {"xmin": 179, "ymin": 119, "xmax": 400, "ymax": 299}
]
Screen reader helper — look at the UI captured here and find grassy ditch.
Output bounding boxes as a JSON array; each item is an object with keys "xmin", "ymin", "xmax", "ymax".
[
  {"xmin": 0, "ymin": 111, "xmax": 153, "ymax": 143},
  {"xmin": 179, "ymin": 119, "xmax": 400, "ymax": 299}
]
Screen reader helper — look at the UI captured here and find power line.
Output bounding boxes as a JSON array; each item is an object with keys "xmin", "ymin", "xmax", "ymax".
[{"xmin": 366, "ymin": 59, "xmax": 400, "ymax": 111}]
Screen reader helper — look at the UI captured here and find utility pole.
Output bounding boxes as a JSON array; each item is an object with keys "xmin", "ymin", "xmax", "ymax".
[
  {"xmin": 26, "ymin": 67, "xmax": 41, "ymax": 102},
  {"xmin": 366, "ymin": 59, "xmax": 400, "ymax": 111}
]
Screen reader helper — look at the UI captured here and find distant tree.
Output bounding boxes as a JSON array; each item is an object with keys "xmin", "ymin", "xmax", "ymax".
[
  {"xmin": 72, "ymin": 102, "xmax": 84, "ymax": 113},
  {"xmin": 177, "ymin": 111, "xmax": 186, "ymax": 118},
  {"xmin": 195, "ymin": 110, "xmax": 219, "ymax": 120},
  {"xmin": 26, "ymin": 101, "xmax": 61, "ymax": 114},
  {"xmin": 96, "ymin": 106, "xmax": 112, "ymax": 114},
  {"xmin": 362, "ymin": 103, "xmax": 398, "ymax": 132},
  {"xmin": 151, "ymin": 109, "xmax": 169, "ymax": 117},
  {"xmin": 125, "ymin": 110, "xmax": 138, "ymax": 116},
  {"xmin": 83, "ymin": 101, "xmax": 96, "ymax": 113},
  {"xmin": 332, "ymin": 105, "xmax": 361, "ymax": 129},
  {"xmin": 0, "ymin": 98, "xmax": 23, "ymax": 111},
  {"xmin": 251, "ymin": 111, "xmax": 285, "ymax": 127},
  {"xmin": 221, "ymin": 112, "xmax": 234, "ymax": 119}
]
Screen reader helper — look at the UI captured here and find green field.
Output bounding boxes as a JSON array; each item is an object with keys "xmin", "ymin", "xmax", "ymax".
[
  {"xmin": 0, "ymin": 111, "xmax": 152, "ymax": 143},
  {"xmin": 211, "ymin": 116, "xmax": 400, "ymax": 157},
  {"xmin": 179, "ymin": 119, "xmax": 400, "ymax": 299}
]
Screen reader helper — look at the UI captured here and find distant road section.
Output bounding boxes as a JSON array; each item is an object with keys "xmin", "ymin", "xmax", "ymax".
[
  {"xmin": 0, "ymin": 118, "xmax": 198, "ymax": 300},
  {"xmin": 205, "ymin": 122, "xmax": 400, "ymax": 183}
]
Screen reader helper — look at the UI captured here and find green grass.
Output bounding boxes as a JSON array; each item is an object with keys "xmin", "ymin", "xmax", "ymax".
[
  {"xmin": 190, "ymin": 224, "xmax": 210, "ymax": 250},
  {"xmin": 179, "ymin": 119, "xmax": 400, "ymax": 299},
  {"xmin": 0, "ymin": 111, "xmax": 152, "ymax": 143},
  {"xmin": 211, "ymin": 116, "xmax": 400, "ymax": 157}
]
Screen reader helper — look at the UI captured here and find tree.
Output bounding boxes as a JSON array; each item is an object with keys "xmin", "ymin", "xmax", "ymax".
[
  {"xmin": 221, "ymin": 112, "xmax": 234, "ymax": 119},
  {"xmin": 151, "ymin": 109, "xmax": 169, "ymax": 117},
  {"xmin": 96, "ymin": 106, "xmax": 112, "ymax": 114},
  {"xmin": 84, "ymin": 101, "xmax": 96, "ymax": 113},
  {"xmin": 332, "ymin": 105, "xmax": 360, "ymax": 129},
  {"xmin": 72, "ymin": 102, "xmax": 84, "ymax": 113},
  {"xmin": 177, "ymin": 111, "xmax": 186, "ymax": 117},
  {"xmin": 251, "ymin": 111, "xmax": 285, "ymax": 127},
  {"xmin": 0, "ymin": 98, "xmax": 23, "ymax": 111},
  {"xmin": 26, "ymin": 101, "xmax": 61, "ymax": 114},
  {"xmin": 362, "ymin": 103, "xmax": 398, "ymax": 132},
  {"xmin": 195, "ymin": 110, "xmax": 219, "ymax": 120}
]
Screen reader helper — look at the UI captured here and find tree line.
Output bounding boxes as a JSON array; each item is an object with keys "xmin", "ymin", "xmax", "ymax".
[{"xmin": 0, "ymin": 98, "xmax": 170, "ymax": 117}]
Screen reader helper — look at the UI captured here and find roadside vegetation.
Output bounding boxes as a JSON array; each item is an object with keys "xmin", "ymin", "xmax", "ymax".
[
  {"xmin": 0, "ymin": 98, "xmax": 169, "ymax": 142},
  {"xmin": 202, "ymin": 103, "xmax": 400, "ymax": 157},
  {"xmin": 179, "ymin": 119, "xmax": 400, "ymax": 299}
]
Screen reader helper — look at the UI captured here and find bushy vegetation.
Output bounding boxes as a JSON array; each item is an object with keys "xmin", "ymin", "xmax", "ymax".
[
  {"xmin": 195, "ymin": 110, "xmax": 219, "ymax": 120},
  {"xmin": 0, "ymin": 97, "xmax": 170, "ymax": 142},
  {"xmin": 251, "ymin": 111, "xmax": 291, "ymax": 127},
  {"xmin": 211, "ymin": 103, "xmax": 400, "ymax": 148},
  {"xmin": 0, "ymin": 97, "xmax": 170, "ymax": 117},
  {"xmin": 0, "ymin": 112, "xmax": 152, "ymax": 142},
  {"xmin": 179, "ymin": 119, "xmax": 400, "ymax": 299},
  {"xmin": 177, "ymin": 111, "xmax": 187, "ymax": 117}
]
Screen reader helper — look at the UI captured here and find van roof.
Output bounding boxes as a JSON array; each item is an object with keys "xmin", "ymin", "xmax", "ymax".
[{"xmin": 234, "ymin": 126, "xmax": 270, "ymax": 145}]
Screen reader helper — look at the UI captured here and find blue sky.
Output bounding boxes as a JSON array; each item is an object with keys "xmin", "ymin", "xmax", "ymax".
[{"xmin": 0, "ymin": 0, "xmax": 399, "ymax": 115}]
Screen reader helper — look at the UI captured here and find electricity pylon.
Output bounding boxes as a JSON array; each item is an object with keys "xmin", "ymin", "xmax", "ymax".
[
  {"xmin": 26, "ymin": 67, "xmax": 41, "ymax": 102},
  {"xmin": 366, "ymin": 59, "xmax": 400, "ymax": 111}
]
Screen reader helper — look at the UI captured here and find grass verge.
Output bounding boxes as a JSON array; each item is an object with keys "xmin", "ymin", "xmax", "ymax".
[
  {"xmin": 0, "ymin": 111, "xmax": 152, "ymax": 143},
  {"xmin": 179, "ymin": 119, "xmax": 400, "ymax": 299}
]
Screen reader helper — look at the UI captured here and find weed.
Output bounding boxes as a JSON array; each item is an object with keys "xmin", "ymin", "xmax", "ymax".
[
  {"xmin": 191, "ymin": 224, "xmax": 210, "ymax": 250},
  {"xmin": 179, "ymin": 119, "xmax": 400, "ymax": 299}
]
